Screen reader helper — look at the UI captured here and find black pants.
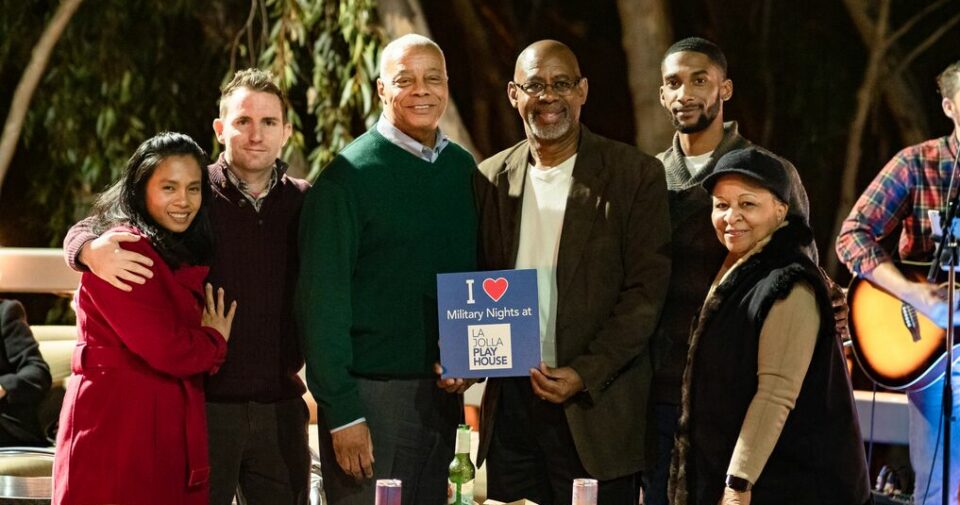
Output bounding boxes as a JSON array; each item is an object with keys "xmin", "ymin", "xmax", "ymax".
[
  {"xmin": 640, "ymin": 403, "xmax": 679, "ymax": 505},
  {"xmin": 486, "ymin": 378, "xmax": 638, "ymax": 505},
  {"xmin": 316, "ymin": 377, "xmax": 461, "ymax": 505},
  {"xmin": 206, "ymin": 398, "xmax": 311, "ymax": 505}
]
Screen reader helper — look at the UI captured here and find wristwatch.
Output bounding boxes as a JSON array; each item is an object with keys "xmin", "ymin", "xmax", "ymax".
[{"xmin": 725, "ymin": 474, "xmax": 753, "ymax": 492}]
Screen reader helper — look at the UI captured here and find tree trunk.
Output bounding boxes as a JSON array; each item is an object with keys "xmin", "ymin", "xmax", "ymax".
[
  {"xmin": 844, "ymin": 0, "xmax": 929, "ymax": 146},
  {"xmin": 377, "ymin": 0, "xmax": 480, "ymax": 158},
  {"xmin": 443, "ymin": 0, "xmax": 522, "ymax": 157},
  {"xmin": 0, "ymin": 0, "xmax": 85, "ymax": 198},
  {"xmin": 826, "ymin": 0, "xmax": 890, "ymax": 276},
  {"xmin": 616, "ymin": 0, "xmax": 674, "ymax": 154}
]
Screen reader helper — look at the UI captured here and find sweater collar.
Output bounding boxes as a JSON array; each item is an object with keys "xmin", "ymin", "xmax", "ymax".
[
  {"xmin": 209, "ymin": 153, "xmax": 288, "ymax": 192},
  {"xmin": 662, "ymin": 121, "xmax": 742, "ymax": 188}
]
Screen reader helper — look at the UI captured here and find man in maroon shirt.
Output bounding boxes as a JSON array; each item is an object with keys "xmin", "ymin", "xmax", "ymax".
[{"xmin": 63, "ymin": 69, "xmax": 311, "ymax": 505}]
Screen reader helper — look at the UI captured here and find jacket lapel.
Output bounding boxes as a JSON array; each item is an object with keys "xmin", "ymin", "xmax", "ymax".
[
  {"xmin": 498, "ymin": 143, "xmax": 530, "ymax": 267},
  {"xmin": 556, "ymin": 127, "xmax": 607, "ymax": 297},
  {"xmin": 496, "ymin": 127, "xmax": 608, "ymax": 296}
]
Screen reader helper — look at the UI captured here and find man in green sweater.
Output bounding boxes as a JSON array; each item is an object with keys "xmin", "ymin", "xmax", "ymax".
[{"xmin": 297, "ymin": 34, "xmax": 477, "ymax": 505}]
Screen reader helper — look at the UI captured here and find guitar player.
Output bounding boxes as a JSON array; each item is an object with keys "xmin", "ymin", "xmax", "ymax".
[{"xmin": 836, "ymin": 60, "xmax": 960, "ymax": 505}]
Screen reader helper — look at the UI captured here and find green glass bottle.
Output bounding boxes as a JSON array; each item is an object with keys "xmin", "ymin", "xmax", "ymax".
[{"xmin": 447, "ymin": 424, "xmax": 475, "ymax": 505}]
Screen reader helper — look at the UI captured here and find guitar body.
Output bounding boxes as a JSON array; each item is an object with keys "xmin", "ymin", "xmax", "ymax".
[{"xmin": 847, "ymin": 266, "xmax": 960, "ymax": 391}]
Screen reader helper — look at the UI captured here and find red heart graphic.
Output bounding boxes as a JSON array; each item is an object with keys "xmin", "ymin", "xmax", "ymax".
[{"xmin": 482, "ymin": 277, "xmax": 509, "ymax": 302}]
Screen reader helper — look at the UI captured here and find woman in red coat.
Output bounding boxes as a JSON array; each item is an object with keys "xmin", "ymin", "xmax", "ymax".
[{"xmin": 53, "ymin": 132, "xmax": 236, "ymax": 505}]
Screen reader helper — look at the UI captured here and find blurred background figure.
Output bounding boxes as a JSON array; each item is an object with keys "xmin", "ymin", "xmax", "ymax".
[{"xmin": 0, "ymin": 298, "xmax": 51, "ymax": 447}]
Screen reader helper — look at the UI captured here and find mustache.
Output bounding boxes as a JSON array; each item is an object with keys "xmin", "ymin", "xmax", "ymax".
[
  {"xmin": 672, "ymin": 104, "xmax": 703, "ymax": 113},
  {"xmin": 534, "ymin": 104, "xmax": 567, "ymax": 113}
]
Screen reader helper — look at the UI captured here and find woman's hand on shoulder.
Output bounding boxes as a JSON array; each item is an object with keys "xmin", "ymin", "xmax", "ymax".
[{"xmin": 201, "ymin": 283, "xmax": 237, "ymax": 341}]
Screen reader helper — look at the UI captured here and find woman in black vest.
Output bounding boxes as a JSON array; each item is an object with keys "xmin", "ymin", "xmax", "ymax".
[{"xmin": 667, "ymin": 147, "xmax": 871, "ymax": 505}]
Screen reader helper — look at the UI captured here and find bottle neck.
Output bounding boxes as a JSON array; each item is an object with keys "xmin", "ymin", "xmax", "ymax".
[{"xmin": 455, "ymin": 428, "xmax": 471, "ymax": 455}]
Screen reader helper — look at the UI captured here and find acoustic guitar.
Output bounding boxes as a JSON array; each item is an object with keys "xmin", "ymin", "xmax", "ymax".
[{"xmin": 847, "ymin": 263, "xmax": 960, "ymax": 391}]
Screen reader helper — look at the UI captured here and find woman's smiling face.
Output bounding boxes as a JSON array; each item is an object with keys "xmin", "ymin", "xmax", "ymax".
[
  {"xmin": 711, "ymin": 173, "xmax": 788, "ymax": 259},
  {"xmin": 144, "ymin": 155, "xmax": 203, "ymax": 233}
]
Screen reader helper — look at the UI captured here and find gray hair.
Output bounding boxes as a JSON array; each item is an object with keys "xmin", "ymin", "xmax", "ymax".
[{"xmin": 379, "ymin": 34, "xmax": 445, "ymax": 78}]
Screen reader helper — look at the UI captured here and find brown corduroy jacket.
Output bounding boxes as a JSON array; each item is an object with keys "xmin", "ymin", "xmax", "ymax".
[{"xmin": 474, "ymin": 126, "xmax": 671, "ymax": 480}]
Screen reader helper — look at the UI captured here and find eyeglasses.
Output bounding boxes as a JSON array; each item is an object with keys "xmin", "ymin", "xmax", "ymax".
[{"xmin": 512, "ymin": 77, "xmax": 583, "ymax": 96}]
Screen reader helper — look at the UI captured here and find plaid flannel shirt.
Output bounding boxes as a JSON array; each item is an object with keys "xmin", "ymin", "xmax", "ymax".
[
  {"xmin": 225, "ymin": 163, "xmax": 279, "ymax": 212},
  {"xmin": 836, "ymin": 133, "xmax": 960, "ymax": 275}
]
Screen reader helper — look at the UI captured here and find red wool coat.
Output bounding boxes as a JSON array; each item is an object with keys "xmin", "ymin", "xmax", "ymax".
[{"xmin": 53, "ymin": 229, "xmax": 227, "ymax": 505}]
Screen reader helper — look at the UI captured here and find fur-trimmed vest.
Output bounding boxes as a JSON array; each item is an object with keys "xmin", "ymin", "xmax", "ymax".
[{"xmin": 668, "ymin": 222, "xmax": 870, "ymax": 505}]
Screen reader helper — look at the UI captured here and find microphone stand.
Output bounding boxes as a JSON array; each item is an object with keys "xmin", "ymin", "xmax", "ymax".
[
  {"xmin": 941, "ymin": 235, "xmax": 956, "ymax": 505},
  {"xmin": 931, "ymin": 138, "xmax": 960, "ymax": 505},
  {"xmin": 927, "ymin": 142, "xmax": 960, "ymax": 283}
]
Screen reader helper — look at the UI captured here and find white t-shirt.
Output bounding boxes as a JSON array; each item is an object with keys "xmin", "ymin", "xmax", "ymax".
[
  {"xmin": 515, "ymin": 154, "xmax": 577, "ymax": 367},
  {"xmin": 684, "ymin": 150, "xmax": 714, "ymax": 178}
]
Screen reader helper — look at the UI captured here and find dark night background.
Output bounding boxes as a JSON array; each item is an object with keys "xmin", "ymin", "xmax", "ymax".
[{"xmin": 1, "ymin": 0, "xmax": 959, "ymax": 318}]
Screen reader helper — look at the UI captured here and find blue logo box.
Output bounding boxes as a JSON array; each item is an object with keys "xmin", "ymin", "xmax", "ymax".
[{"xmin": 436, "ymin": 269, "xmax": 541, "ymax": 379}]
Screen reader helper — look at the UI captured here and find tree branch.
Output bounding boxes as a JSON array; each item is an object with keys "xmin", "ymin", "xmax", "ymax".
[
  {"xmin": 893, "ymin": 12, "xmax": 960, "ymax": 77},
  {"xmin": 0, "ymin": 0, "xmax": 85, "ymax": 198},
  {"xmin": 259, "ymin": 0, "xmax": 269, "ymax": 58},
  {"xmin": 881, "ymin": 0, "xmax": 949, "ymax": 53},
  {"xmin": 230, "ymin": 0, "xmax": 259, "ymax": 75},
  {"xmin": 828, "ymin": 0, "xmax": 891, "ymax": 276},
  {"xmin": 843, "ymin": 0, "xmax": 929, "ymax": 145}
]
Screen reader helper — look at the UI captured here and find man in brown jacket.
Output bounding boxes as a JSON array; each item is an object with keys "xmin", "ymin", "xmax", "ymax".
[{"xmin": 473, "ymin": 39, "xmax": 671, "ymax": 505}]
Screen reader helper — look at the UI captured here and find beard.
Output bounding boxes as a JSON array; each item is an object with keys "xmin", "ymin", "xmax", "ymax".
[
  {"xmin": 526, "ymin": 104, "xmax": 572, "ymax": 140},
  {"xmin": 670, "ymin": 92, "xmax": 722, "ymax": 134}
]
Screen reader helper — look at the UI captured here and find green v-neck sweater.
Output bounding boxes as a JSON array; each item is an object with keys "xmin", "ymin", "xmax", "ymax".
[{"xmin": 297, "ymin": 127, "xmax": 478, "ymax": 427}]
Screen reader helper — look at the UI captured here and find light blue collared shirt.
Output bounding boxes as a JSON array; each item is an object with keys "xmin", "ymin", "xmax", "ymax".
[{"xmin": 376, "ymin": 115, "xmax": 450, "ymax": 163}]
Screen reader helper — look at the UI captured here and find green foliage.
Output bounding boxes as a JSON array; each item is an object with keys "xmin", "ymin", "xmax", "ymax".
[
  {"xmin": 306, "ymin": 0, "xmax": 383, "ymax": 180},
  {"xmin": 243, "ymin": 0, "xmax": 385, "ymax": 180},
  {"xmin": 0, "ymin": 0, "xmax": 384, "ymax": 249},
  {"xmin": 1, "ymin": 0, "xmax": 224, "ymax": 245}
]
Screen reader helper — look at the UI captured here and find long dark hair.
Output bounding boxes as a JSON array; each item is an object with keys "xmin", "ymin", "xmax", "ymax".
[{"xmin": 91, "ymin": 132, "xmax": 214, "ymax": 268}]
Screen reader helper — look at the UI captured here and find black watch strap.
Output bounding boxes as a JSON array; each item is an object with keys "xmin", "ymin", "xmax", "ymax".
[{"xmin": 725, "ymin": 474, "xmax": 753, "ymax": 492}]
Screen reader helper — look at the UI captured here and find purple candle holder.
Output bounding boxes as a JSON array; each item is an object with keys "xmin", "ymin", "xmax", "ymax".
[
  {"xmin": 375, "ymin": 479, "xmax": 402, "ymax": 505},
  {"xmin": 571, "ymin": 478, "xmax": 598, "ymax": 505}
]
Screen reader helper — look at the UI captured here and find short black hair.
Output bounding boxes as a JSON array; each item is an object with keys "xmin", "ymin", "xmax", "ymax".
[{"xmin": 663, "ymin": 37, "xmax": 728, "ymax": 76}]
